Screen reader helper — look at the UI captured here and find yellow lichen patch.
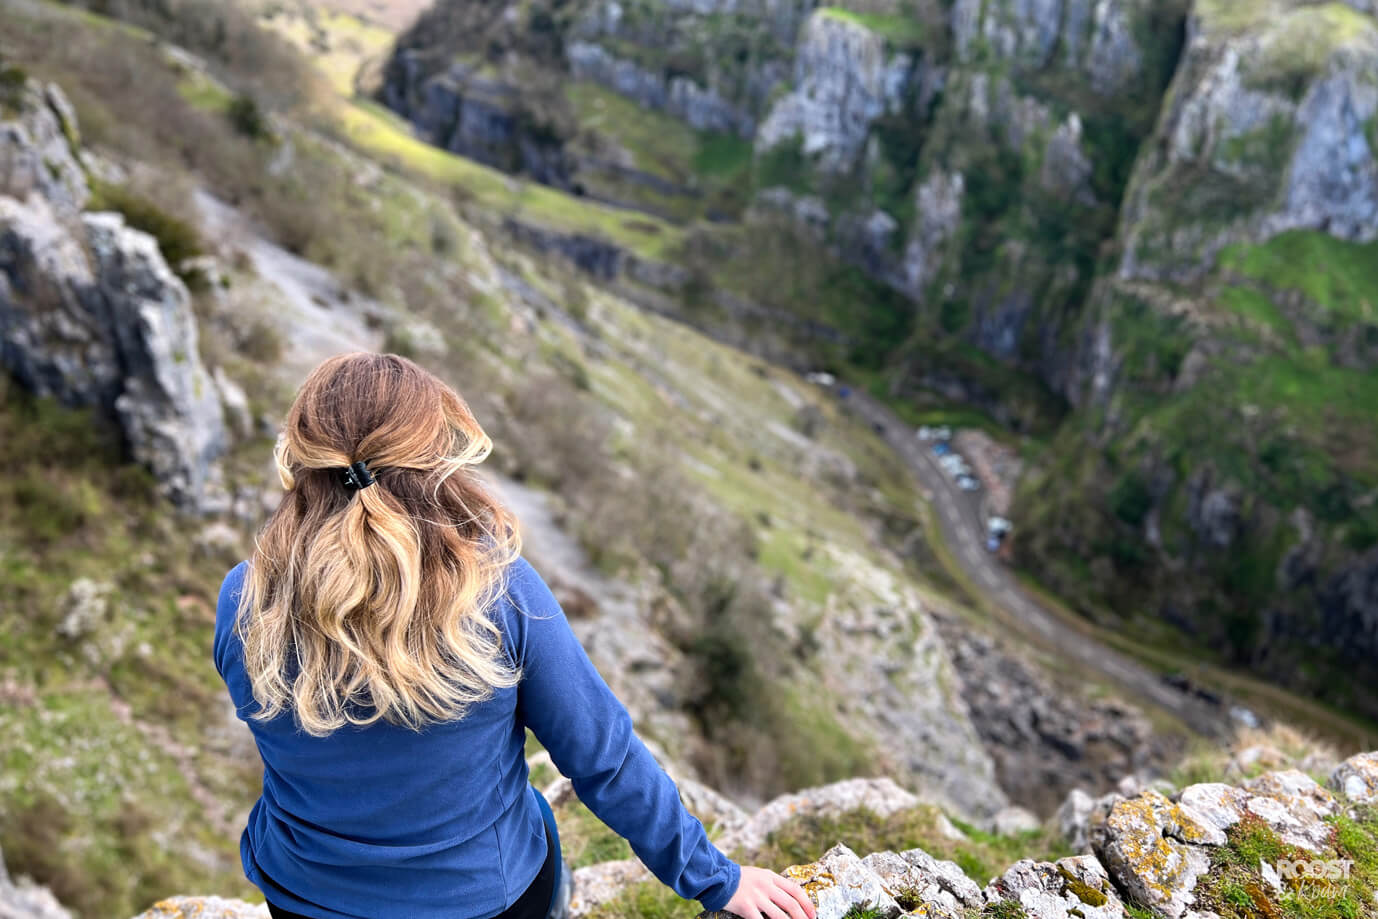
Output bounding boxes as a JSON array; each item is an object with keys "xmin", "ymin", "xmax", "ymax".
[
  {"xmin": 1056, "ymin": 864, "xmax": 1109, "ymax": 907},
  {"xmin": 1105, "ymin": 794, "xmax": 1203, "ymax": 900},
  {"xmin": 783, "ymin": 864, "xmax": 838, "ymax": 897}
]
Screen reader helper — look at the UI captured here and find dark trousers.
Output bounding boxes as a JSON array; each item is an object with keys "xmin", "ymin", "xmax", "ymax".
[{"xmin": 265, "ymin": 789, "xmax": 564, "ymax": 919}]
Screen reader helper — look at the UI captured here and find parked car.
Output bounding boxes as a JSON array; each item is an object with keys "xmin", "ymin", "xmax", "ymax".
[
  {"xmin": 916, "ymin": 425, "xmax": 934, "ymax": 441},
  {"xmin": 805, "ymin": 371, "xmax": 836, "ymax": 386},
  {"xmin": 932, "ymin": 441, "xmax": 951, "ymax": 456},
  {"xmin": 956, "ymin": 474, "xmax": 981, "ymax": 491},
  {"xmin": 939, "ymin": 455, "xmax": 967, "ymax": 475}
]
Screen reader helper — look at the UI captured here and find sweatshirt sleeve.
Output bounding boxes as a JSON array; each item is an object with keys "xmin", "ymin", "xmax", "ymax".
[{"xmin": 504, "ymin": 557, "xmax": 742, "ymax": 912}]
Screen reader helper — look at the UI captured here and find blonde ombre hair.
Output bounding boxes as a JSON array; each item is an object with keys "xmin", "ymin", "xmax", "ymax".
[{"xmin": 235, "ymin": 352, "xmax": 523, "ymax": 736}]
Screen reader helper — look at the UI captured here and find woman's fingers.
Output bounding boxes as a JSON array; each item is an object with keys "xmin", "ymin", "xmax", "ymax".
[
  {"xmin": 767, "ymin": 878, "xmax": 812, "ymax": 919},
  {"xmin": 755, "ymin": 897, "xmax": 791, "ymax": 919}
]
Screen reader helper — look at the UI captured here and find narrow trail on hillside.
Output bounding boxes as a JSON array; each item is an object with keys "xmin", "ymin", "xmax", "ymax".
[{"xmin": 844, "ymin": 390, "xmax": 1232, "ymax": 740}]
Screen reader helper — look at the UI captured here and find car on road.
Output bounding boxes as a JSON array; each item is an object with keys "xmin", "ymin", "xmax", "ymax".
[
  {"xmin": 985, "ymin": 517, "xmax": 1012, "ymax": 552},
  {"xmin": 939, "ymin": 455, "xmax": 968, "ymax": 476},
  {"xmin": 805, "ymin": 371, "xmax": 835, "ymax": 386},
  {"xmin": 956, "ymin": 474, "xmax": 980, "ymax": 491}
]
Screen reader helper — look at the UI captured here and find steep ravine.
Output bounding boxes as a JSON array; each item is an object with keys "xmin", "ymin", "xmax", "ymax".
[{"xmin": 376, "ymin": 0, "xmax": 1378, "ymax": 725}]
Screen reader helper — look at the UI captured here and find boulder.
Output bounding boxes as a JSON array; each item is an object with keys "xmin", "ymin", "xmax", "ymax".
[
  {"xmin": 1176, "ymin": 770, "xmax": 1338, "ymax": 852},
  {"xmin": 0, "ymin": 77, "xmax": 227, "ymax": 510},
  {"xmin": 983, "ymin": 855, "xmax": 1127, "ymax": 918},
  {"xmin": 568, "ymin": 858, "xmax": 651, "ymax": 918},
  {"xmin": 715, "ymin": 777, "xmax": 921, "ymax": 856},
  {"xmin": 1329, "ymin": 751, "xmax": 1378, "ymax": 804},
  {"xmin": 0, "ymin": 81, "xmax": 87, "ymax": 212},
  {"xmin": 781, "ymin": 843, "xmax": 899, "ymax": 919},
  {"xmin": 992, "ymin": 804, "xmax": 1042, "ymax": 835},
  {"xmin": 0, "ymin": 844, "xmax": 72, "ymax": 919},
  {"xmin": 1091, "ymin": 790, "xmax": 1220, "ymax": 919},
  {"xmin": 861, "ymin": 847, "xmax": 981, "ymax": 918}
]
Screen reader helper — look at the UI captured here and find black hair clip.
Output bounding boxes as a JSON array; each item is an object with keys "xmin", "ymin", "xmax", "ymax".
[{"xmin": 341, "ymin": 459, "xmax": 376, "ymax": 491}]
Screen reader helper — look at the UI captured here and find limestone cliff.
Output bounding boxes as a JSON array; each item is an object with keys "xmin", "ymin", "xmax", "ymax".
[
  {"xmin": 0, "ymin": 79, "xmax": 229, "ymax": 510},
  {"xmin": 1018, "ymin": 2, "xmax": 1378, "ymax": 719},
  {"xmin": 379, "ymin": 0, "xmax": 1378, "ymax": 721}
]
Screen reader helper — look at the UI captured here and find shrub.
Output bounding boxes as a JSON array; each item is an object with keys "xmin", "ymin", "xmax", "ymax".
[
  {"xmin": 226, "ymin": 92, "xmax": 266, "ymax": 139},
  {"xmin": 88, "ymin": 179, "xmax": 205, "ymax": 270}
]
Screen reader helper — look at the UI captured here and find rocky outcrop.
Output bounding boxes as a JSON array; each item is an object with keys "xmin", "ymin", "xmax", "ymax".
[
  {"xmin": 566, "ymin": 42, "xmax": 755, "ymax": 137},
  {"xmin": 0, "ymin": 79, "xmax": 227, "ymax": 509},
  {"xmin": 933, "ymin": 610, "xmax": 1168, "ymax": 817},
  {"xmin": 1022, "ymin": 1, "xmax": 1378, "ymax": 722},
  {"xmin": 755, "ymin": 11, "xmax": 922, "ymax": 170},
  {"xmin": 715, "ymin": 777, "xmax": 924, "ymax": 856},
  {"xmin": 379, "ymin": 55, "xmax": 576, "ymax": 186},
  {"xmin": 952, "ymin": 0, "xmax": 1155, "ymax": 95},
  {"xmin": 115, "ymin": 751, "xmax": 1378, "ymax": 919},
  {"xmin": 1117, "ymin": 3, "xmax": 1378, "ymax": 284},
  {"xmin": 0, "ymin": 845, "xmax": 70, "ymax": 919},
  {"xmin": 1330, "ymin": 750, "xmax": 1378, "ymax": 803}
]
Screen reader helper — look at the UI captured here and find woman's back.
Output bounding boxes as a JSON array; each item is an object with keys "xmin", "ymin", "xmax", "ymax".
[
  {"xmin": 218, "ymin": 552, "xmax": 741, "ymax": 919},
  {"xmin": 214, "ymin": 352, "xmax": 810, "ymax": 919}
]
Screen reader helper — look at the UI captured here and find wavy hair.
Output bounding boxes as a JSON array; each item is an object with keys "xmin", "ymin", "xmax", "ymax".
[{"xmin": 235, "ymin": 352, "xmax": 523, "ymax": 736}]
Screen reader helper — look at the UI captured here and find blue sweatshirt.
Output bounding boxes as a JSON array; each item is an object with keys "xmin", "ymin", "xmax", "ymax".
[{"xmin": 214, "ymin": 556, "xmax": 741, "ymax": 919}]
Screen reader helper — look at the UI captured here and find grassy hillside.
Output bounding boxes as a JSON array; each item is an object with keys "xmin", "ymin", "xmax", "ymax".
[{"xmin": 0, "ymin": 3, "xmax": 987, "ymax": 912}]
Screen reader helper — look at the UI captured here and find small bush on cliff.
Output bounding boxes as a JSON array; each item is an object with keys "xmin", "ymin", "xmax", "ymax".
[{"xmin": 89, "ymin": 178, "xmax": 206, "ymax": 271}]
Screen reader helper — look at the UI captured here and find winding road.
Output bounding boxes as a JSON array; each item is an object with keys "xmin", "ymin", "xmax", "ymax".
[{"xmin": 844, "ymin": 389, "xmax": 1233, "ymax": 740}]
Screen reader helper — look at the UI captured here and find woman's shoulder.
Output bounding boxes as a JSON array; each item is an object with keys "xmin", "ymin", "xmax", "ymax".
[{"xmin": 215, "ymin": 560, "xmax": 251, "ymax": 632}]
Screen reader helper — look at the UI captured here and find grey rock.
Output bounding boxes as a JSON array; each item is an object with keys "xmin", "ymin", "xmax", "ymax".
[
  {"xmin": 1040, "ymin": 113, "xmax": 1096, "ymax": 206},
  {"xmin": 567, "ymin": 42, "xmax": 755, "ymax": 137},
  {"xmin": 716, "ymin": 777, "xmax": 921, "ymax": 856},
  {"xmin": 953, "ymin": 0, "xmax": 1147, "ymax": 92},
  {"xmin": 861, "ymin": 846, "xmax": 982, "ymax": 916},
  {"xmin": 992, "ymin": 804, "xmax": 1042, "ymax": 835},
  {"xmin": 983, "ymin": 855, "xmax": 1127, "ymax": 918},
  {"xmin": 1330, "ymin": 751, "xmax": 1378, "ymax": 803},
  {"xmin": 902, "ymin": 169, "xmax": 964, "ymax": 297},
  {"xmin": 1175, "ymin": 771, "xmax": 1337, "ymax": 852},
  {"xmin": 783, "ymin": 843, "xmax": 900, "ymax": 919},
  {"xmin": 212, "ymin": 366, "xmax": 252, "ymax": 439},
  {"xmin": 0, "ymin": 81, "xmax": 86, "ymax": 212},
  {"xmin": 56, "ymin": 577, "xmax": 113, "ymax": 639},
  {"xmin": 85, "ymin": 212, "xmax": 227, "ymax": 508},
  {"xmin": 1055, "ymin": 788, "xmax": 1096, "ymax": 851},
  {"xmin": 0, "ymin": 843, "xmax": 71, "ymax": 919},
  {"xmin": 1119, "ymin": 9, "xmax": 1378, "ymax": 284},
  {"xmin": 0, "ymin": 83, "xmax": 227, "ymax": 510},
  {"xmin": 569, "ymin": 859, "xmax": 651, "ymax": 918},
  {"xmin": 1092, "ymin": 790, "xmax": 1219, "ymax": 918},
  {"xmin": 756, "ymin": 11, "xmax": 916, "ymax": 170}
]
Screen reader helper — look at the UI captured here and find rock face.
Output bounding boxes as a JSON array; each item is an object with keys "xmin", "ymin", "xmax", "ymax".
[
  {"xmin": 1116, "ymin": 3, "xmax": 1378, "ymax": 284},
  {"xmin": 932, "ymin": 610, "xmax": 1167, "ymax": 817},
  {"xmin": 1020, "ymin": 1, "xmax": 1378, "ymax": 720},
  {"xmin": 0, "ymin": 79, "xmax": 226, "ymax": 509},
  {"xmin": 0, "ymin": 845, "xmax": 71, "ymax": 919},
  {"xmin": 755, "ymin": 11, "xmax": 920, "ymax": 170}
]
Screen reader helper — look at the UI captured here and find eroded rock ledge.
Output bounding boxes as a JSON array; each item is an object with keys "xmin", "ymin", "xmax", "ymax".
[{"xmin": 74, "ymin": 751, "xmax": 1378, "ymax": 919}]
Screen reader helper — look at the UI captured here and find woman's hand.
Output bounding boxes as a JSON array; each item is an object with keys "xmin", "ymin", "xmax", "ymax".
[{"xmin": 721, "ymin": 865, "xmax": 817, "ymax": 919}]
